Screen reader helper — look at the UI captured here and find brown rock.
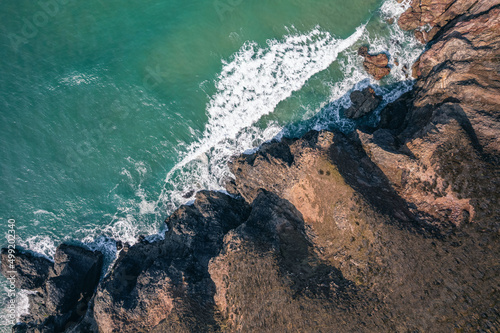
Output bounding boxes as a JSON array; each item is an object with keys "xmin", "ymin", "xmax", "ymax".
[
  {"xmin": 398, "ymin": 0, "xmax": 500, "ymax": 42},
  {"xmin": 209, "ymin": 190, "xmax": 360, "ymax": 332},
  {"xmin": 358, "ymin": 46, "xmax": 391, "ymax": 80},
  {"xmin": 411, "ymin": 5, "xmax": 500, "ymax": 158}
]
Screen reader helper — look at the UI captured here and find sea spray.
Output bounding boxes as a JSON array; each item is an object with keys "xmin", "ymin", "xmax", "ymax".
[
  {"xmin": 159, "ymin": 26, "xmax": 367, "ymax": 212},
  {"xmin": 16, "ymin": 0, "xmax": 423, "ymax": 256}
]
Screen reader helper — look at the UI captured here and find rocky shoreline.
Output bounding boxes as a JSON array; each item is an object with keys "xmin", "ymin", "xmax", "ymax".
[{"xmin": 3, "ymin": 0, "xmax": 500, "ymax": 332}]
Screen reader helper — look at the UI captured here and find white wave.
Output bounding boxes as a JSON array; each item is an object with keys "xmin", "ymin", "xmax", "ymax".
[
  {"xmin": 380, "ymin": 0, "xmax": 412, "ymax": 18},
  {"xmin": 16, "ymin": 290, "xmax": 34, "ymax": 320},
  {"xmin": 18, "ymin": 235, "xmax": 56, "ymax": 259},
  {"xmin": 59, "ymin": 71, "xmax": 98, "ymax": 86},
  {"xmin": 304, "ymin": 0, "xmax": 424, "ymax": 131},
  {"xmin": 158, "ymin": 25, "xmax": 366, "ymax": 211},
  {"xmin": 157, "ymin": 0, "xmax": 423, "ymax": 216}
]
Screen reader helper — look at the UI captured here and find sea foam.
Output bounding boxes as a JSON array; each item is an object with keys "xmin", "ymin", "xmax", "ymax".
[{"xmin": 158, "ymin": 25, "xmax": 367, "ymax": 213}]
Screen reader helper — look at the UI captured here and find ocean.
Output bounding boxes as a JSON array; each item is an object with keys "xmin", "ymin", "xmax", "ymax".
[{"xmin": 0, "ymin": 0, "xmax": 422, "ymax": 327}]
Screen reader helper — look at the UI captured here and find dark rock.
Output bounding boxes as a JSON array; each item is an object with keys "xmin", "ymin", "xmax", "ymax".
[
  {"xmin": 358, "ymin": 46, "xmax": 391, "ymax": 80},
  {"xmin": 1, "ymin": 248, "xmax": 53, "ymax": 290},
  {"xmin": 10, "ymin": 244, "xmax": 103, "ymax": 332},
  {"xmin": 91, "ymin": 191, "xmax": 251, "ymax": 333},
  {"xmin": 378, "ymin": 91, "xmax": 412, "ymax": 130},
  {"xmin": 182, "ymin": 190, "xmax": 195, "ymax": 198},
  {"xmin": 45, "ymin": 244, "xmax": 103, "ymax": 314},
  {"xmin": 344, "ymin": 87, "xmax": 382, "ymax": 119}
]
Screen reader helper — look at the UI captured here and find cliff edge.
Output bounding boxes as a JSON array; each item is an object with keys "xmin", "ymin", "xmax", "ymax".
[{"xmin": 3, "ymin": 0, "xmax": 500, "ymax": 332}]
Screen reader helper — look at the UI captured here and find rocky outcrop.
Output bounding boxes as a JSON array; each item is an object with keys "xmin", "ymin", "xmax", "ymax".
[
  {"xmin": 398, "ymin": 0, "xmax": 500, "ymax": 43},
  {"xmin": 344, "ymin": 87, "xmax": 382, "ymax": 119},
  {"xmin": 229, "ymin": 127, "xmax": 499, "ymax": 331},
  {"xmin": 1, "ymin": 248, "xmax": 52, "ymax": 290},
  {"xmin": 88, "ymin": 191, "xmax": 250, "ymax": 333},
  {"xmin": 358, "ymin": 46, "xmax": 391, "ymax": 80},
  {"xmin": 4, "ymin": 244, "xmax": 103, "ymax": 333},
  {"xmin": 208, "ymin": 190, "xmax": 363, "ymax": 332},
  {"xmin": 3, "ymin": 0, "xmax": 500, "ymax": 332},
  {"xmin": 410, "ymin": 4, "xmax": 500, "ymax": 160},
  {"xmin": 227, "ymin": 0, "xmax": 500, "ymax": 330}
]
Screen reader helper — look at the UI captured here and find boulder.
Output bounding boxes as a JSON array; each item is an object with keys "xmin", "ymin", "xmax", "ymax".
[
  {"xmin": 344, "ymin": 87, "xmax": 382, "ymax": 119},
  {"xmin": 358, "ymin": 46, "xmax": 391, "ymax": 80}
]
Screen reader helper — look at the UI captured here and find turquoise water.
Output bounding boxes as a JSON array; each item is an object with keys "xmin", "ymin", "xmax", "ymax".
[{"xmin": 0, "ymin": 0, "xmax": 423, "ymax": 326}]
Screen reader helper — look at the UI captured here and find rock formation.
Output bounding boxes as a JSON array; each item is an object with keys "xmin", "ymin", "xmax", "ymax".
[
  {"xmin": 398, "ymin": 0, "xmax": 500, "ymax": 43},
  {"xmin": 358, "ymin": 46, "xmax": 391, "ymax": 80},
  {"xmin": 3, "ymin": 245, "xmax": 103, "ymax": 333},
  {"xmin": 2, "ymin": 0, "xmax": 500, "ymax": 332},
  {"xmin": 344, "ymin": 87, "xmax": 382, "ymax": 119},
  {"xmin": 1, "ymin": 248, "xmax": 52, "ymax": 291}
]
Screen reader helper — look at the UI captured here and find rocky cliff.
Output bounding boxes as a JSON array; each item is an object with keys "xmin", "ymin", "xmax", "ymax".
[{"xmin": 3, "ymin": 0, "xmax": 500, "ymax": 332}]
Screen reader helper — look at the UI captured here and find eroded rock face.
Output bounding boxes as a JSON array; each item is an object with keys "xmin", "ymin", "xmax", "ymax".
[
  {"xmin": 1, "ymin": 248, "xmax": 53, "ymax": 290},
  {"xmin": 358, "ymin": 46, "xmax": 391, "ymax": 80},
  {"xmin": 397, "ymin": 0, "xmax": 500, "ymax": 43},
  {"xmin": 373, "ymin": 0, "xmax": 500, "ymax": 230},
  {"xmin": 89, "ymin": 191, "xmax": 251, "ymax": 333},
  {"xmin": 1, "ymin": 244, "xmax": 103, "ymax": 333},
  {"xmin": 410, "ymin": 5, "xmax": 500, "ymax": 160}
]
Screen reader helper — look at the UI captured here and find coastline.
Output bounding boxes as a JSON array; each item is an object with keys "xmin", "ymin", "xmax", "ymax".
[{"xmin": 2, "ymin": 0, "xmax": 500, "ymax": 332}]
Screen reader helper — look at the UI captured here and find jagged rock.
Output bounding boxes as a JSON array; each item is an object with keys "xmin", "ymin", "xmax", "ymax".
[
  {"xmin": 358, "ymin": 46, "xmax": 391, "ymax": 80},
  {"xmin": 3, "ymin": 244, "xmax": 104, "ymax": 333},
  {"xmin": 45, "ymin": 244, "xmax": 103, "ymax": 315},
  {"xmin": 1, "ymin": 248, "xmax": 53, "ymax": 290},
  {"xmin": 344, "ymin": 87, "xmax": 382, "ymax": 119},
  {"xmin": 398, "ymin": 0, "xmax": 500, "ymax": 43},
  {"xmin": 410, "ymin": 5, "xmax": 500, "ymax": 160},
  {"xmin": 209, "ymin": 190, "xmax": 360, "ymax": 332},
  {"xmin": 90, "ymin": 191, "xmax": 251, "ymax": 333}
]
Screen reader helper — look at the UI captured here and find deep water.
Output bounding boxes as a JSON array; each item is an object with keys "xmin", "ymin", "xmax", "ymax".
[{"xmin": 0, "ymin": 0, "xmax": 422, "ymax": 325}]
